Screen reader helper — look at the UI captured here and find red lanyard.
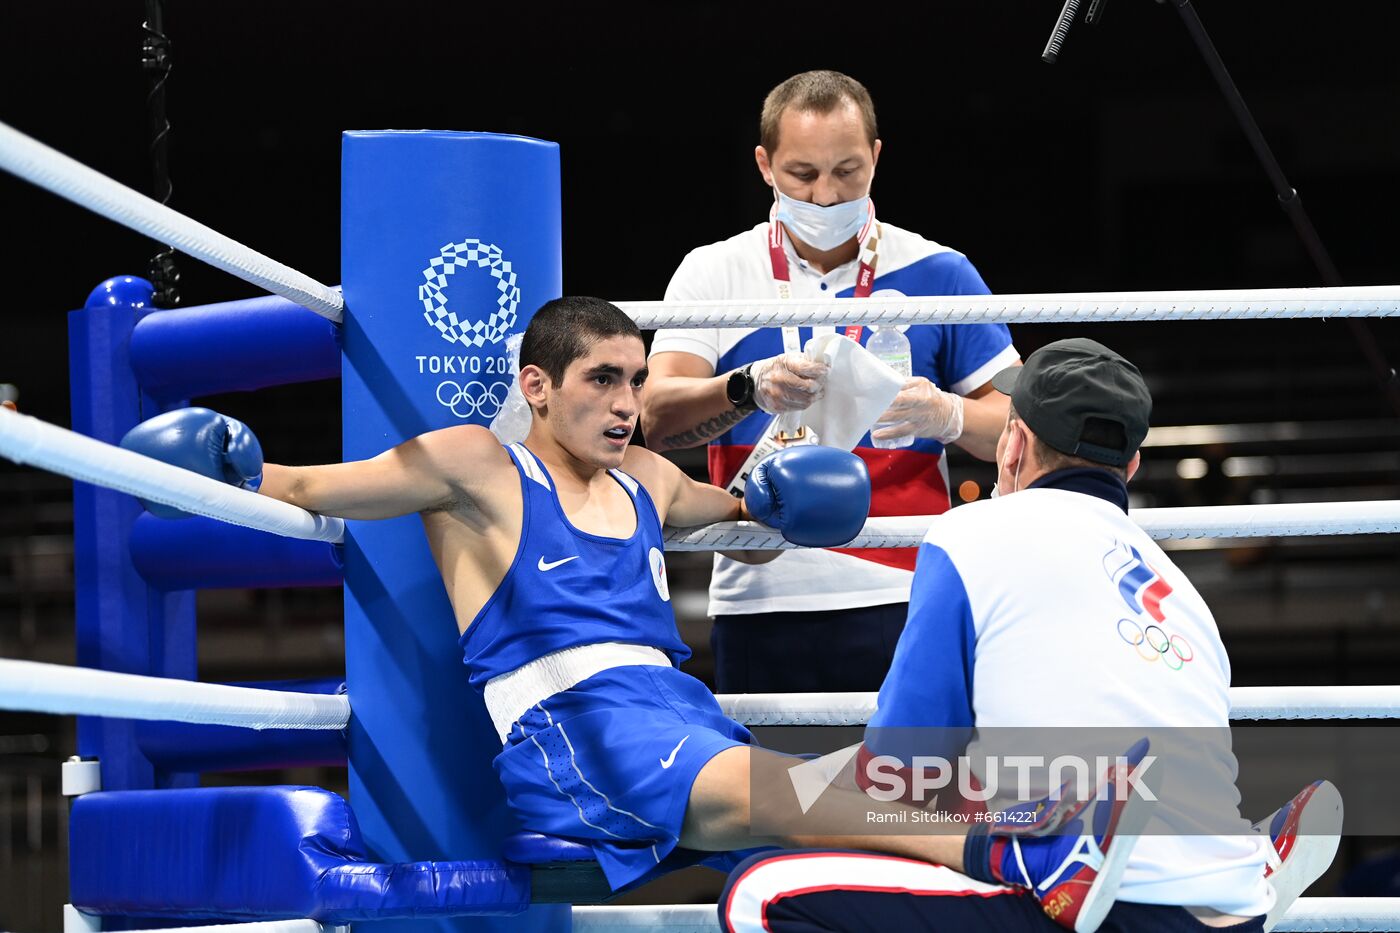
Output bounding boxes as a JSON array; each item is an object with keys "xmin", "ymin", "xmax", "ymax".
[{"xmin": 767, "ymin": 200, "xmax": 878, "ymax": 344}]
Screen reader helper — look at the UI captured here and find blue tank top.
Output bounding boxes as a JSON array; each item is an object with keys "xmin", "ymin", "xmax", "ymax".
[{"xmin": 458, "ymin": 443, "xmax": 691, "ymax": 689}]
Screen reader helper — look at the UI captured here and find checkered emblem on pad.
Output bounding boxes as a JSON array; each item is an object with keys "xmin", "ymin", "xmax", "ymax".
[{"xmin": 419, "ymin": 240, "xmax": 520, "ymax": 347}]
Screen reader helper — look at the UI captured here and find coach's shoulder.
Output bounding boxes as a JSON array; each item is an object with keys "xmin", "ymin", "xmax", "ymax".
[{"xmin": 923, "ymin": 497, "xmax": 1015, "ymax": 552}]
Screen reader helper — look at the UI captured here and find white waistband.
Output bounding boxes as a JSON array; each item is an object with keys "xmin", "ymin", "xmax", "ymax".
[{"xmin": 483, "ymin": 642, "xmax": 672, "ymax": 743}]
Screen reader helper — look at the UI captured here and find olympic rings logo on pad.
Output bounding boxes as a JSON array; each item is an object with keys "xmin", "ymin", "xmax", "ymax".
[
  {"xmin": 1117, "ymin": 619, "xmax": 1194, "ymax": 670},
  {"xmin": 436, "ymin": 380, "xmax": 510, "ymax": 420},
  {"xmin": 419, "ymin": 239, "xmax": 520, "ymax": 348}
]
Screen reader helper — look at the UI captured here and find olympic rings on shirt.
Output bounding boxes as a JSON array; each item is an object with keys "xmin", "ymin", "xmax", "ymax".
[
  {"xmin": 436, "ymin": 379, "xmax": 510, "ymax": 420},
  {"xmin": 1117, "ymin": 618, "xmax": 1194, "ymax": 670}
]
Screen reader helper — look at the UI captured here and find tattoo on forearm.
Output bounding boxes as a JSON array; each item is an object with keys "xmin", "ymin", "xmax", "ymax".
[{"xmin": 661, "ymin": 407, "xmax": 749, "ymax": 449}]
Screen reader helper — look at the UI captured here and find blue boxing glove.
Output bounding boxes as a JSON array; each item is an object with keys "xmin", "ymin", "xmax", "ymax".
[
  {"xmin": 119, "ymin": 407, "xmax": 264, "ymax": 519},
  {"xmin": 744, "ymin": 446, "xmax": 871, "ymax": 547}
]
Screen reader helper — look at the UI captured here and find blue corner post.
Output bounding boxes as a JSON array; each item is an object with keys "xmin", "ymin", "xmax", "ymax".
[
  {"xmin": 68, "ymin": 277, "xmax": 197, "ymax": 792},
  {"xmin": 341, "ymin": 131, "xmax": 563, "ymax": 932}
]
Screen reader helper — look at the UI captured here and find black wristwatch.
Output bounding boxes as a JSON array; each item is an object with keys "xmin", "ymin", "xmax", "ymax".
[{"xmin": 725, "ymin": 364, "xmax": 759, "ymax": 413}]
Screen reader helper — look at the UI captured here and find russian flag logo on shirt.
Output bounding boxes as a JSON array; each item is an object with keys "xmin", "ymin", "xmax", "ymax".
[{"xmin": 1101, "ymin": 541, "xmax": 1173, "ymax": 623}]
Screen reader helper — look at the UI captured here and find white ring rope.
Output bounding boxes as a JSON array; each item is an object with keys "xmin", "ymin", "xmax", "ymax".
[
  {"xmin": 0, "ymin": 120, "xmax": 343, "ymax": 322},
  {"xmin": 720, "ymin": 692, "xmax": 878, "ymax": 727},
  {"xmin": 3, "ymin": 406, "xmax": 1387, "ymax": 552},
  {"xmin": 62, "ymin": 909, "xmax": 342, "ymax": 933},
  {"xmin": 571, "ymin": 901, "xmax": 1400, "ymax": 932},
  {"xmin": 572, "ymin": 905, "xmax": 721, "ymax": 931},
  {"xmin": 617, "ymin": 287, "xmax": 1400, "ymax": 330},
  {"xmin": 1133, "ymin": 501, "xmax": 1400, "ymax": 539},
  {"xmin": 0, "ymin": 409, "xmax": 344, "ymax": 544},
  {"xmin": 1229, "ymin": 686, "xmax": 1400, "ymax": 721},
  {"xmin": 4, "ymin": 407, "xmax": 1392, "ymax": 554},
  {"xmin": 1, "ymin": 663, "xmax": 1388, "ymax": 731},
  {"xmin": 6, "ymin": 115, "xmax": 1397, "ymax": 335},
  {"xmin": 1274, "ymin": 899, "xmax": 1400, "ymax": 932},
  {"xmin": 73, "ymin": 902, "xmax": 1397, "ymax": 933},
  {"xmin": 719, "ymin": 686, "xmax": 1400, "ymax": 726},
  {"xmin": 0, "ymin": 659, "xmax": 349, "ymax": 730},
  {"xmin": 665, "ymin": 500, "xmax": 1400, "ymax": 551}
]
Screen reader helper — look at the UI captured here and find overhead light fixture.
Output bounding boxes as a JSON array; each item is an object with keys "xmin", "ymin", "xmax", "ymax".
[{"xmin": 1175, "ymin": 458, "xmax": 1208, "ymax": 480}]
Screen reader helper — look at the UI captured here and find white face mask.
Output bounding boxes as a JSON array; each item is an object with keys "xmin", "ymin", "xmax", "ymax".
[
  {"xmin": 990, "ymin": 421, "xmax": 1023, "ymax": 499},
  {"xmin": 772, "ymin": 178, "xmax": 870, "ymax": 251}
]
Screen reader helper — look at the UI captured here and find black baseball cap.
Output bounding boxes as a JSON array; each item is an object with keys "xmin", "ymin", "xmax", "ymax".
[{"xmin": 990, "ymin": 338, "xmax": 1151, "ymax": 468}]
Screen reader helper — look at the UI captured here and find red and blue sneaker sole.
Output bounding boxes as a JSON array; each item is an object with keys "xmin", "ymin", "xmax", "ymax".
[
  {"xmin": 1038, "ymin": 757, "xmax": 1154, "ymax": 933},
  {"xmin": 1257, "ymin": 779, "xmax": 1343, "ymax": 932}
]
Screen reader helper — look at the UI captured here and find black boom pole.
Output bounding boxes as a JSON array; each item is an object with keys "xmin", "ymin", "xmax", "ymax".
[
  {"xmin": 1162, "ymin": 0, "xmax": 1400, "ymax": 418},
  {"xmin": 1042, "ymin": 0, "xmax": 1400, "ymax": 418}
]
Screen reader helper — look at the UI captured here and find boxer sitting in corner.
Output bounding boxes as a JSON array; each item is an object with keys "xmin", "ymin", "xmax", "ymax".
[{"xmin": 123, "ymin": 295, "xmax": 1143, "ymax": 932}]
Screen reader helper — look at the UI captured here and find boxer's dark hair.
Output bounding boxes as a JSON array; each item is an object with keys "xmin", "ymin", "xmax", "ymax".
[{"xmin": 521, "ymin": 296, "xmax": 642, "ymax": 384}]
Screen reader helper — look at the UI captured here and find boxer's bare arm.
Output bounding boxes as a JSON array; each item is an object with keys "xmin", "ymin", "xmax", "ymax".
[
  {"xmin": 260, "ymin": 425, "xmax": 511, "ymax": 520},
  {"xmin": 622, "ymin": 446, "xmax": 780, "ymax": 564},
  {"xmin": 623, "ymin": 445, "xmax": 743, "ymax": 528}
]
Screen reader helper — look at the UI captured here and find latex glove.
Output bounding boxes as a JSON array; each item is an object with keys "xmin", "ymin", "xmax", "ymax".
[
  {"xmin": 872, "ymin": 377, "xmax": 965, "ymax": 445},
  {"xmin": 750, "ymin": 352, "xmax": 830, "ymax": 415}
]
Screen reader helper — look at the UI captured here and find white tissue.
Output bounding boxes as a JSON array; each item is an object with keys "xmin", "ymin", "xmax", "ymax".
[{"xmin": 798, "ymin": 333, "xmax": 906, "ymax": 451}]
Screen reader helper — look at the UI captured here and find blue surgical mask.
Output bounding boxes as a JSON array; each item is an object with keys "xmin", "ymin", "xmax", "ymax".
[{"xmin": 773, "ymin": 181, "xmax": 870, "ymax": 251}]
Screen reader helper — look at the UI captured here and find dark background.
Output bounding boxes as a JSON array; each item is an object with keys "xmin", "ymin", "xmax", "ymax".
[
  {"xmin": 3, "ymin": 0, "xmax": 1400, "ymax": 927},
  {"xmin": 5, "ymin": 0, "xmax": 1400, "ymax": 423}
]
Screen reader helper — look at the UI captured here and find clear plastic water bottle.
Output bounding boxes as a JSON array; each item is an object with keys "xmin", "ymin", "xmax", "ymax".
[{"xmin": 868, "ymin": 324, "xmax": 914, "ymax": 449}]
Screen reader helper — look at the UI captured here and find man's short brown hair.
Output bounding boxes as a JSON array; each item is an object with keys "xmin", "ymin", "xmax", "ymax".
[{"xmin": 759, "ymin": 70, "xmax": 878, "ymax": 155}]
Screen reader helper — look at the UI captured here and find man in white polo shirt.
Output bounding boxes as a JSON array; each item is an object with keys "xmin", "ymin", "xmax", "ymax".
[{"xmin": 644, "ymin": 70, "xmax": 1019, "ymax": 692}]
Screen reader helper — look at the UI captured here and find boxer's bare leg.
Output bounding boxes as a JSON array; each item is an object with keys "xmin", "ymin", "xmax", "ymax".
[{"xmin": 680, "ymin": 745, "xmax": 970, "ymax": 869}]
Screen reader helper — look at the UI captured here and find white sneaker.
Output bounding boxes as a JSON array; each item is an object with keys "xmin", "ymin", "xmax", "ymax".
[{"xmin": 1253, "ymin": 780, "xmax": 1343, "ymax": 932}]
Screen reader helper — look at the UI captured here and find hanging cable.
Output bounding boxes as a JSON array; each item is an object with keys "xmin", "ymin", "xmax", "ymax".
[{"xmin": 142, "ymin": 0, "xmax": 180, "ymax": 307}]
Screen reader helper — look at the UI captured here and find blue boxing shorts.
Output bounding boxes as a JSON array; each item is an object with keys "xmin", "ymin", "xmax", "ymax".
[{"xmin": 493, "ymin": 663, "xmax": 754, "ymax": 890}]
